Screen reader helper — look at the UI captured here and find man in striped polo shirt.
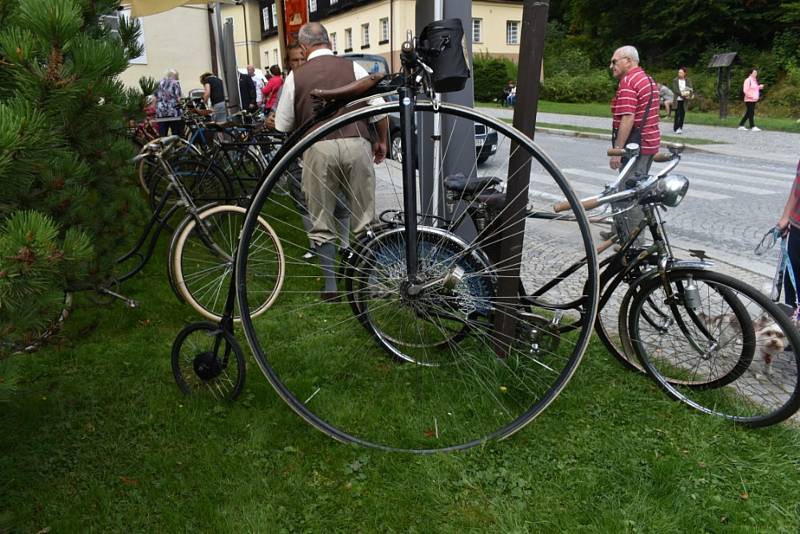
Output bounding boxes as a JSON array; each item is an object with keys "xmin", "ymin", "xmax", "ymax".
[
  {"xmin": 608, "ymin": 45, "xmax": 660, "ymax": 244},
  {"xmin": 609, "ymin": 45, "xmax": 660, "ymax": 177}
]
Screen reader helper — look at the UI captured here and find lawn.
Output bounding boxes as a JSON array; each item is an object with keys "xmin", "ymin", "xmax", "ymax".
[
  {"xmin": 2, "ymin": 230, "xmax": 800, "ymax": 531},
  {"xmin": 482, "ymin": 100, "xmax": 800, "ymax": 134}
]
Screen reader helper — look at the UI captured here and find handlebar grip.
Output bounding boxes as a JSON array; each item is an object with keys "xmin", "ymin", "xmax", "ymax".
[
  {"xmin": 553, "ymin": 196, "xmax": 601, "ymax": 213},
  {"xmin": 131, "ymin": 153, "xmax": 148, "ymax": 163},
  {"xmin": 607, "ymin": 148, "xmax": 626, "ymax": 157},
  {"xmin": 653, "ymin": 152, "xmax": 673, "ymax": 162}
]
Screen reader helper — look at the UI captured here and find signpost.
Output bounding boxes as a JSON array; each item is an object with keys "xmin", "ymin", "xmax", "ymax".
[{"xmin": 709, "ymin": 52, "xmax": 738, "ymax": 120}]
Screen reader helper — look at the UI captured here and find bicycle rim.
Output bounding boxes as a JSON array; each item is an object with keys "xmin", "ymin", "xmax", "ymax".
[
  {"xmin": 236, "ymin": 101, "xmax": 599, "ymax": 451},
  {"xmin": 629, "ymin": 268, "xmax": 800, "ymax": 427}
]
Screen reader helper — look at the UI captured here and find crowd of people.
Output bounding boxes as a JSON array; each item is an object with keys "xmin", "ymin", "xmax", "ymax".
[{"xmin": 147, "ymin": 27, "xmax": 784, "ymax": 303}]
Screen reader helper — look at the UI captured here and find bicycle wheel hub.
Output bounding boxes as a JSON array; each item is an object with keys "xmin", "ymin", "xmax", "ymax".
[{"xmin": 193, "ymin": 351, "xmax": 224, "ymax": 380}]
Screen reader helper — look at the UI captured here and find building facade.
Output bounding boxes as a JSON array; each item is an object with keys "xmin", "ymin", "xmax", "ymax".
[
  {"xmin": 226, "ymin": 0, "xmax": 522, "ymax": 72},
  {"xmin": 117, "ymin": 4, "xmax": 214, "ymax": 91}
]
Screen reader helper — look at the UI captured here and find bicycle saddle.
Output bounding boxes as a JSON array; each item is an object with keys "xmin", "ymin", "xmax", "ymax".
[{"xmin": 443, "ymin": 173, "xmax": 501, "ymax": 194}]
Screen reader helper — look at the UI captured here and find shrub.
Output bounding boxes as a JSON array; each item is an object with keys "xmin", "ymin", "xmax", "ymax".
[{"xmin": 473, "ymin": 54, "xmax": 510, "ymax": 102}]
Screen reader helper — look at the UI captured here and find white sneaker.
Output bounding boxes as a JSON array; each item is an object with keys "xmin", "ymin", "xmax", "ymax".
[
  {"xmin": 674, "ymin": 128, "xmax": 682, "ymax": 134},
  {"xmin": 751, "ymin": 126, "xmax": 762, "ymax": 132},
  {"xmin": 738, "ymin": 126, "xmax": 748, "ymax": 131}
]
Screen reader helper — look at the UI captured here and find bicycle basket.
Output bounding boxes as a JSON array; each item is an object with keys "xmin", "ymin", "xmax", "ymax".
[{"xmin": 418, "ymin": 19, "xmax": 471, "ymax": 93}]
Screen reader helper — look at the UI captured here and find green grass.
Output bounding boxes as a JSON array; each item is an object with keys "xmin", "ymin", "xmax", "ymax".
[
  {"xmin": 482, "ymin": 100, "xmax": 800, "ymax": 134},
  {"xmin": 2, "ymin": 222, "xmax": 800, "ymax": 531}
]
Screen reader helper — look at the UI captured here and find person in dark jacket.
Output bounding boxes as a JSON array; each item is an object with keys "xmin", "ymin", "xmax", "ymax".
[{"xmin": 238, "ymin": 70, "xmax": 257, "ymax": 111}]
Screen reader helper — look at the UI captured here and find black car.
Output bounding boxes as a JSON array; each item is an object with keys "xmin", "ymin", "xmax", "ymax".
[{"xmin": 341, "ymin": 53, "xmax": 498, "ymax": 165}]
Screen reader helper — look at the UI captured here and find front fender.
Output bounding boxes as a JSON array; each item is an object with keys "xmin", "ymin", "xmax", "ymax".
[{"xmin": 629, "ymin": 258, "xmax": 715, "ymax": 288}]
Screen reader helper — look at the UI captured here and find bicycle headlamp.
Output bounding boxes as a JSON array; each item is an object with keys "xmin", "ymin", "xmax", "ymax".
[{"xmin": 644, "ymin": 174, "xmax": 689, "ymax": 208}]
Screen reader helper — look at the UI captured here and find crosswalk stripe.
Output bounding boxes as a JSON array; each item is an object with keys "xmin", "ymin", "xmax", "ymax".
[
  {"xmin": 569, "ymin": 167, "xmax": 771, "ymax": 196},
  {"xmin": 679, "ymin": 163, "xmax": 789, "ymax": 187},
  {"xmin": 564, "ymin": 168, "xmax": 731, "ymax": 200},
  {"xmin": 680, "ymin": 160, "xmax": 793, "ymax": 180}
]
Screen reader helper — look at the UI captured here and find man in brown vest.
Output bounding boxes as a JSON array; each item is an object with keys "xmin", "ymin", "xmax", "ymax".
[{"xmin": 275, "ymin": 22, "xmax": 388, "ymax": 301}]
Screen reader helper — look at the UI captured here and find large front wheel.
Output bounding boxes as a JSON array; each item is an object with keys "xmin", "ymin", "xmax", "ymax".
[{"xmin": 235, "ymin": 101, "xmax": 599, "ymax": 451}]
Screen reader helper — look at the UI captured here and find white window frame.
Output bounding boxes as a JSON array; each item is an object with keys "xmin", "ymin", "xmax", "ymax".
[
  {"xmin": 506, "ymin": 20, "xmax": 519, "ymax": 45},
  {"xmin": 271, "ymin": 5, "xmax": 277, "ymax": 27},
  {"xmin": 331, "ymin": 0, "xmax": 338, "ymax": 4},
  {"xmin": 380, "ymin": 17, "xmax": 389, "ymax": 42},
  {"xmin": 273, "ymin": 48, "xmax": 279, "ymax": 68},
  {"xmin": 309, "ymin": 0, "xmax": 317, "ymax": 13},
  {"xmin": 472, "ymin": 18, "xmax": 482, "ymax": 44},
  {"xmin": 361, "ymin": 23, "xmax": 370, "ymax": 47},
  {"xmin": 264, "ymin": 50, "xmax": 269, "ymax": 66},
  {"xmin": 344, "ymin": 28, "xmax": 352, "ymax": 50},
  {"xmin": 262, "ymin": 7, "xmax": 270, "ymax": 30},
  {"xmin": 331, "ymin": 32, "xmax": 337, "ymax": 53}
]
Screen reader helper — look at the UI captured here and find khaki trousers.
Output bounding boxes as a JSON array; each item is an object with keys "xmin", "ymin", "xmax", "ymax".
[{"xmin": 302, "ymin": 137, "xmax": 375, "ymax": 246}]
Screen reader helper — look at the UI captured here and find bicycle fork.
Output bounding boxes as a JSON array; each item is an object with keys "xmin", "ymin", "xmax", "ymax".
[{"xmin": 398, "ymin": 86, "xmax": 419, "ymax": 284}]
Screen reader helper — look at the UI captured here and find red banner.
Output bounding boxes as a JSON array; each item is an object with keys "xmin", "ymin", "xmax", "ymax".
[{"xmin": 283, "ymin": 0, "xmax": 308, "ymax": 47}]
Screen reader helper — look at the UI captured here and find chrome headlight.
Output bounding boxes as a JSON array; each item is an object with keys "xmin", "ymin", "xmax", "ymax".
[{"xmin": 657, "ymin": 174, "xmax": 690, "ymax": 207}]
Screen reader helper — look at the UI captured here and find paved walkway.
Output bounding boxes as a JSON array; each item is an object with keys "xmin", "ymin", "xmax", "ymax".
[
  {"xmin": 477, "ymin": 106, "xmax": 798, "ymax": 286},
  {"xmin": 479, "ymin": 107, "xmax": 800, "ymax": 165}
]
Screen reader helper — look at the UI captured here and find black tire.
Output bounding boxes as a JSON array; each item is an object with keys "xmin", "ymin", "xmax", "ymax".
[
  {"xmin": 168, "ymin": 204, "xmax": 284, "ymax": 321},
  {"xmin": 235, "ymin": 101, "xmax": 599, "ymax": 451},
  {"xmin": 148, "ymin": 155, "xmax": 233, "ymax": 213},
  {"xmin": 628, "ymin": 269, "xmax": 800, "ymax": 427},
  {"xmin": 171, "ymin": 321, "xmax": 245, "ymax": 400}
]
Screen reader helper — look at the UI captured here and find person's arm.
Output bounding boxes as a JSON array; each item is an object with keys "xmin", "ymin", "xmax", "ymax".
[
  {"xmin": 372, "ymin": 117, "xmax": 388, "ymax": 164},
  {"xmin": 203, "ymin": 83, "xmax": 211, "ymax": 105},
  {"xmin": 274, "ymin": 72, "xmax": 295, "ymax": 132},
  {"xmin": 609, "ymin": 114, "xmax": 634, "ymax": 170},
  {"xmin": 778, "ymin": 163, "xmax": 800, "ymax": 234}
]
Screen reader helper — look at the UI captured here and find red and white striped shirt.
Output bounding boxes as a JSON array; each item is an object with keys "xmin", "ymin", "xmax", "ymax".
[{"xmin": 611, "ymin": 66, "xmax": 661, "ymax": 155}]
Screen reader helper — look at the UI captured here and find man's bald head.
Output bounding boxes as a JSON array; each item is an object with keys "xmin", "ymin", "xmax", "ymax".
[{"xmin": 298, "ymin": 22, "xmax": 330, "ymax": 48}]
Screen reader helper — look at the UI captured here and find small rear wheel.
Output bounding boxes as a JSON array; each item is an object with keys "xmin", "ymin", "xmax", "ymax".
[{"xmin": 171, "ymin": 321, "xmax": 245, "ymax": 400}]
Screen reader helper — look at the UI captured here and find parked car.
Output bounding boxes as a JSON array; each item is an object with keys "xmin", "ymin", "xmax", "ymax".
[{"xmin": 341, "ymin": 53, "xmax": 497, "ymax": 165}]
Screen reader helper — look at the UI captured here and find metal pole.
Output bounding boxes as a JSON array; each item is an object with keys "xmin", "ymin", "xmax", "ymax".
[{"xmin": 491, "ymin": 0, "xmax": 549, "ymax": 356}]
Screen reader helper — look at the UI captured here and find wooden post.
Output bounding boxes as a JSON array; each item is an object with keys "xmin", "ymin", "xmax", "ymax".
[{"xmin": 491, "ymin": 0, "xmax": 549, "ymax": 356}]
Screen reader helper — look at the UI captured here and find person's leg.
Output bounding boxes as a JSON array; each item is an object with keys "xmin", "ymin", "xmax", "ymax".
[
  {"xmin": 613, "ymin": 154, "xmax": 654, "ymax": 246},
  {"xmin": 338, "ymin": 138, "xmax": 376, "ymax": 238},
  {"xmin": 748, "ymin": 102, "xmax": 756, "ymax": 128},
  {"xmin": 288, "ymin": 162, "xmax": 316, "ymax": 254},
  {"xmin": 158, "ymin": 119, "xmax": 170, "ymax": 137},
  {"xmin": 666, "ymin": 100, "xmax": 672, "ymax": 118},
  {"xmin": 302, "ymin": 141, "xmax": 341, "ymax": 295},
  {"xmin": 739, "ymin": 103, "xmax": 750, "ymax": 127},
  {"xmin": 785, "ymin": 226, "xmax": 800, "ymax": 307}
]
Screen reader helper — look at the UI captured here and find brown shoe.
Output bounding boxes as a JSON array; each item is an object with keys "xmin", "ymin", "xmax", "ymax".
[{"xmin": 320, "ymin": 291, "xmax": 341, "ymax": 302}]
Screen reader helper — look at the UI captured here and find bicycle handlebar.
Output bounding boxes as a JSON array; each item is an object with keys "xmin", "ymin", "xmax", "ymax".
[{"xmin": 131, "ymin": 135, "xmax": 181, "ymax": 163}]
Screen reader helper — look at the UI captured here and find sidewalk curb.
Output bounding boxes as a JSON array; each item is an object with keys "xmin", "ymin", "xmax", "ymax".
[{"xmin": 535, "ymin": 126, "xmax": 715, "ymax": 155}]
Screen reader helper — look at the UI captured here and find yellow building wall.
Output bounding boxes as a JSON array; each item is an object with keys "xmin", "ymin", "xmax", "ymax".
[
  {"xmin": 259, "ymin": 36, "xmax": 283, "ymax": 71},
  {"xmin": 221, "ymin": 2, "xmax": 267, "ymax": 69},
  {"xmin": 117, "ymin": 6, "xmax": 213, "ymax": 92},
  {"xmin": 472, "ymin": 1, "xmax": 522, "ymax": 61}
]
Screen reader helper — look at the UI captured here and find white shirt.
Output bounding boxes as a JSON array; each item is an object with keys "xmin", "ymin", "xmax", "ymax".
[
  {"xmin": 677, "ymin": 78, "xmax": 686, "ymax": 101},
  {"xmin": 252, "ymin": 74, "xmax": 266, "ymax": 105},
  {"xmin": 275, "ymin": 48, "xmax": 384, "ymax": 132}
]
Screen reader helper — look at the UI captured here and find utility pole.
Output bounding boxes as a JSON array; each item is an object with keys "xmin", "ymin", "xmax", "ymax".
[{"xmin": 492, "ymin": 0, "xmax": 549, "ymax": 356}]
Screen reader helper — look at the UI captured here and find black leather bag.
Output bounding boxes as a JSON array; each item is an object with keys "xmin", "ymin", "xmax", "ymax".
[{"xmin": 418, "ymin": 19, "xmax": 471, "ymax": 93}]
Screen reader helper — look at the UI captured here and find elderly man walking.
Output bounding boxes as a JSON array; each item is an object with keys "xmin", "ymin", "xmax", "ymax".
[
  {"xmin": 608, "ymin": 45, "xmax": 660, "ymax": 242},
  {"xmin": 275, "ymin": 22, "xmax": 388, "ymax": 301}
]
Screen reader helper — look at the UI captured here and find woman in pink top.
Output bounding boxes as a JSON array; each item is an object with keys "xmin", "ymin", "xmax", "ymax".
[
  {"xmin": 261, "ymin": 65, "xmax": 284, "ymax": 113},
  {"xmin": 738, "ymin": 68, "xmax": 765, "ymax": 131}
]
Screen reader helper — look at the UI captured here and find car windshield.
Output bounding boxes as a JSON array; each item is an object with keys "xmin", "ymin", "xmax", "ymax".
[{"xmin": 344, "ymin": 56, "xmax": 389, "ymax": 75}]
